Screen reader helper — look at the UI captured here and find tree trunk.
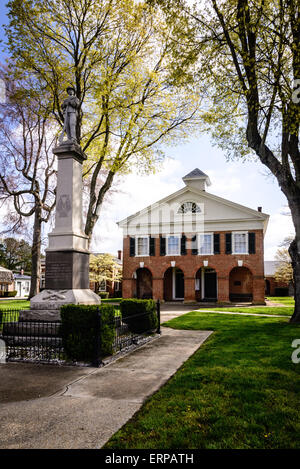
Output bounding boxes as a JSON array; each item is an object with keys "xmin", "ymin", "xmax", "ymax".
[
  {"xmin": 28, "ymin": 206, "xmax": 42, "ymax": 299},
  {"xmin": 289, "ymin": 236, "xmax": 300, "ymax": 323}
]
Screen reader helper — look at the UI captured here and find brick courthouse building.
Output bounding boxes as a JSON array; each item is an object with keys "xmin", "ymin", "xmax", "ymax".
[{"xmin": 118, "ymin": 169, "xmax": 269, "ymax": 304}]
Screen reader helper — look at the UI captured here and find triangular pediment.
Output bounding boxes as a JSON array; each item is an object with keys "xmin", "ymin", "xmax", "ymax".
[{"xmin": 117, "ymin": 185, "xmax": 269, "ymax": 235}]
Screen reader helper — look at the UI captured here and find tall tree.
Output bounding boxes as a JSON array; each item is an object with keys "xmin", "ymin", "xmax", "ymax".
[
  {"xmin": 4, "ymin": 0, "xmax": 201, "ymax": 246},
  {"xmin": 151, "ymin": 0, "xmax": 300, "ymax": 322},
  {"xmin": 0, "ymin": 237, "xmax": 32, "ymax": 272},
  {"xmin": 0, "ymin": 74, "xmax": 56, "ymax": 298},
  {"xmin": 89, "ymin": 253, "xmax": 122, "ymax": 289},
  {"xmin": 274, "ymin": 247, "xmax": 293, "ymax": 286}
]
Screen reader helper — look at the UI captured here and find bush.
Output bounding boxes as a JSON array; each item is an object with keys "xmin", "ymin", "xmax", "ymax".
[
  {"xmin": 6, "ymin": 291, "xmax": 17, "ymax": 297},
  {"xmin": 98, "ymin": 291, "xmax": 109, "ymax": 299},
  {"xmin": 60, "ymin": 304, "xmax": 115, "ymax": 362},
  {"xmin": 274, "ymin": 287, "xmax": 289, "ymax": 297},
  {"xmin": 120, "ymin": 299, "xmax": 158, "ymax": 334}
]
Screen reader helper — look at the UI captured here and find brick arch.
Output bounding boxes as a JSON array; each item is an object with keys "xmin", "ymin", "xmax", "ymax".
[
  {"xmin": 163, "ymin": 266, "xmax": 185, "ymax": 301},
  {"xmin": 227, "ymin": 263, "xmax": 254, "ymax": 277},
  {"xmin": 229, "ymin": 266, "xmax": 253, "ymax": 302},
  {"xmin": 131, "ymin": 265, "xmax": 155, "ymax": 278},
  {"xmin": 192, "ymin": 264, "xmax": 219, "ymax": 278},
  {"xmin": 136, "ymin": 267, "xmax": 153, "ymax": 299}
]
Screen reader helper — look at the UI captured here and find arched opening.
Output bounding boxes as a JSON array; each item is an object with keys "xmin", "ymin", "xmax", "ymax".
[
  {"xmin": 265, "ymin": 279, "xmax": 271, "ymax": 295},
  {"xmin": 229, "ymin": 267, "xmax": 253, "ymax": 302},
  {"xmin": 195, "ymin": 267, "xmax": 217, "ymax": 302},
  {"xmin": 136, "ymin": 268, "xmax": 153, "ymax": 299},
  {"xmin": 163, "ymin": 267, "xmax": 184, "ymax": 301}
]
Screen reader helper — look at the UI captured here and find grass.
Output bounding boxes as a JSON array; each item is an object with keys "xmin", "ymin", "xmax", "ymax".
[
  {"xmin": 101, "ymin": 298, "xmax": 122, "ymax": 303},
  {"xmin": 266, "ymin": 297, "xmax": 295, "ymax": 306},
  {"xmin": 104, "ymin": 311, "xmax": 300, "ymax": 449},
  {"xmin": 197, "ymin": 306, "xmax": 293, "ymax": 317},
  {"xmin": 0, "ymin": 300, "xmax": 30, "ymax": 311}
]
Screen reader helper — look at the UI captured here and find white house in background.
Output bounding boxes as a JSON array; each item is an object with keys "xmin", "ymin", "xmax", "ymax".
[{"xmin": 14, "ymin": 272, "xmax": 31, "ymax": 298}]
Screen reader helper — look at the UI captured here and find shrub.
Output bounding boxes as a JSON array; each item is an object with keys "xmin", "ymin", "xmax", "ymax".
[
  {"xmin": 120, "ymin": 299, "xmax": 158, "ymax": 334},
  {"xmin": 98, "ymin": 291, "xmax": 109, "ymax": 299},
  {"xmin": 274, "ymin": 287, "xmax": 289, "ymax": 297},
  {"xmin": 60, "ymin": 304, "xmax": 115, "ymax": 362},
  {"xmin": 6, "ymin": 291, "xmax": 17, "ymax": 297}
]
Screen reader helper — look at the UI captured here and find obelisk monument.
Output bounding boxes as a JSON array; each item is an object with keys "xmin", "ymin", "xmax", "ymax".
[{"xmin": 22, "ymin": 86, "xmax": 100, "ymax": 321}]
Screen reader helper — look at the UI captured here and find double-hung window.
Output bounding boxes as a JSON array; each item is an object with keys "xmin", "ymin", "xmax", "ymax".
[
  {"xmin": 99, "ymin": 280, "xmax": 106, "ymax": 291},
  {"xmin": 166, "ymin": 235, "xmax": 180, "ymax": 255},
  {"xmin": 233, "ymin": 232, "xmax": 248, "ymax": 254},
  {"xmin": 199, "ymin": 233, "xmax": 213, "ymax": 255},
  {"xmin": 136, "ymin": 237, "xmax": 149, "ymax": 256}
]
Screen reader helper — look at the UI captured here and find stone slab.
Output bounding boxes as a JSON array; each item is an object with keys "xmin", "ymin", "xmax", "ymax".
[{"xmin": 45, "ymin": 250, "xmax": 90, "ymax": 290}]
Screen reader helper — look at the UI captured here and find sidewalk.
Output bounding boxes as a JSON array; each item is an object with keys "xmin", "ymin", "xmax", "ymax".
[{"xmin": 0, "ymin": 325, "xmax": 211, "ymax": 449}]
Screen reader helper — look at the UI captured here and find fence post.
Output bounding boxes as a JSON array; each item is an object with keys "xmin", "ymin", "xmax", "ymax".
[
  {"xmin": 93, "ymin": 308, "xmax": 102, "ymax": 367},
  {"xmin": 156, "ymin": 299, "xmax": 161, "ymax": 334}
]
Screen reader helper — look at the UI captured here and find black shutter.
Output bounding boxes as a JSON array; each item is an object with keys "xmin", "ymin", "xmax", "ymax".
[
  {"xmin": 214, "ymin": 233, "xmax": 220, "ymax": 254},
  {"xmin": 181, "ymin": 235, "xmax": 187, "ymax": 255},
  {"xmin": 191, "ymin": 235, "xmax": 198, "ymax": 255},
  {"xmin": 248, "ymin": 232, "xmax": 256, "ymax": 254},
  {"xmin": 129, "ymin": 237, "xmax": 135, "ymax": 257},
  {"xmin": 150, "ymin": 237, "xmax": 155, "ymax": 256},
  {"xmin": 225, "ymin": 233, "xmax": 232, "ymax": 254},
  {"xmin": 160, "ymin": 236, "xmax": 166, "ymax": 256}
]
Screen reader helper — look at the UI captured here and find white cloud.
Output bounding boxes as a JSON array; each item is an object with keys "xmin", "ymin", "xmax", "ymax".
[
  {"xmin": 90, "ymin": 157, "xmax": 184, "ymax": 254},
  {"xmin": 264, "ymin": 211, "xmax": 294, "ymax": 260}
]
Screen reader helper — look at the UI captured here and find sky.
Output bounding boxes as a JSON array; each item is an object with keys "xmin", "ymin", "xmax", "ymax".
[{"xmin": 0, "ymin": 2, "xmax": 295, "ymax": 260}]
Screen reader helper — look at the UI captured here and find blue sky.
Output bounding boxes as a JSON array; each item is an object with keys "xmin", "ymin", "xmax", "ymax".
[{"xmin": 0, "ymin": 2, "xmax": 294, "ymax": 259}]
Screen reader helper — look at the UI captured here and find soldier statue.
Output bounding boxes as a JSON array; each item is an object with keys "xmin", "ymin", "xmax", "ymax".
[{"xmin": 59, "ymin": 86, "xmax": 80, "ymax": 144}]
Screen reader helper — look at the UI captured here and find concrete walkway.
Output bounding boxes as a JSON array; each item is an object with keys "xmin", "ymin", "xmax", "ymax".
[{"xmin": 0, "ymin": 325, "xmax": 212, "ymax": 449}]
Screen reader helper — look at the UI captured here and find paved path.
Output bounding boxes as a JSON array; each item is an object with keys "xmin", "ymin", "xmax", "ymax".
[
  {"xmin": 196, "ymin": 309, "xmax": 288, "ymax": 318},
  {"xmin": 0, "ymin": 326, "xmax": 212, "ymax": 449}
]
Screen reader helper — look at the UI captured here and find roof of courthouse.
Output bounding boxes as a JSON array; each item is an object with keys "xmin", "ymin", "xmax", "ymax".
[{"xmin": 183, "ymin": 168, "xmax": 209, "ymax": 179}]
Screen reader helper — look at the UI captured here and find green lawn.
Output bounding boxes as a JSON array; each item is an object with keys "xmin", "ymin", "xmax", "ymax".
[
  {"xmin": 104, "ymin": 311, "xmax": 300, "ymax": 449},
  {"xmin": 0, "ymin": 300, "xmax": 30, "ymax": 311},
  {"xmin": 101, "ymin": 298, "xmax": 122, "ymax": 303},
  {"xmin": 197, "ymin": 306, "xmax": 293, "ymax": 317},
  {"xmin": 266, "ymin": 297, "xmax": 295, "ymax": 306}
]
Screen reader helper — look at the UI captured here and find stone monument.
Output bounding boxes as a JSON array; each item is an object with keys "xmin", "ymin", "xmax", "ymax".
[{"xmin": 21, "ymin": 87, "xmax": 100, "ymax": 321}]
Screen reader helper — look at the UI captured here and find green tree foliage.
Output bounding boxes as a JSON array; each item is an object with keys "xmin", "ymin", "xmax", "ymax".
[
  {"xmin": 4, "ymin": 0, "xmax": 201, "ymax": 243},
  {"xmin": 90, "ymin": 253, "xmax": 122, "ymax": 285},
  {"xmin": 274, "ymin": 248, "xmax": 293, "ymax": 285},
  {"xmin": 151, "ymin": 0, "xmax": 300, "ymax": 322},
  {"xmin": 0, "ymin": 237, "xmax": 32, "ymax": 272}
]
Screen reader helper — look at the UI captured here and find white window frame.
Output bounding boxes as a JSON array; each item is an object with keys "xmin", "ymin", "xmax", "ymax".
[
  {"xmin": 232, "ymin": 231, "xmax": 249, "ymax": 255},
  {"xmin": 166, "ymin": 235, "xmax": 181, "ymax": 256},
  {"xmin": 198, "ymin": 233, "xmax": 214, "ymax": 255},
  {"xmin": 135, "ymin": 236, "xmax": 150, "ymax": 257},
  {"xmin": 99, "ymin": 279, "xmax": 107, "ymax": 291}
]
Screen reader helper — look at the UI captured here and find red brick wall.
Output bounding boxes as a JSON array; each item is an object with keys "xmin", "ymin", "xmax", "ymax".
[
  {"xmin": 122, "ymin": 229, "xmax": 265, "ymax": 304},
  {"xmin": 265, "ymin": 276, "xmax": 289, "ymax": 296}
]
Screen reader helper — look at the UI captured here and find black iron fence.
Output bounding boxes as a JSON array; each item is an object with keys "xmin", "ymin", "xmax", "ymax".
[{"xmin": 0, "ymin": 301, "xmax": 161, "ymax": 366}]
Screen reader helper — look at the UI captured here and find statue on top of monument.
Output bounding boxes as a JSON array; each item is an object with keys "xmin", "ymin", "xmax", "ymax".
[{"xmin": 58, "ymin": 86, "xmax": 80, "ymax": 145}]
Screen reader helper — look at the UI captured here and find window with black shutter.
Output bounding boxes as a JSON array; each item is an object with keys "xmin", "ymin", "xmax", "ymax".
[
  {"xmin": 191, "ymin": 235, "xmax": 198, "ymax": 255},
  {"xmin": 160, "ymin": 236, "xmax": 166, "ymax": 256},
  {"xmin": 181, "ymin": 235, "xmax": 187, "ymax": 255},
  {"xmin": 214, "ymin": 233, "xmax": 220, "ymax": 254},
  {"xmin": 150, "ymin": 237, "xmax": 155, "ymax": 256},
  {"xmin": 129, "ymin": 237, "xmax": 135, "ymax": 257},
  {"xmin": 248, "ymin": 232, "xmax": 256, "ymax": 254},
  {"xmin": 225, "ymin": 233, "xmax": 232, "ymax": 254}
]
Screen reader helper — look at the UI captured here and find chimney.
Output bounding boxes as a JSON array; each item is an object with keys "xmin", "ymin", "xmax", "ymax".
[
  {"xmin": 257, "ymin": 206, "xmax": 262, "ymax": 212},
  {"xmin": 20, "ymin": 269, "xmax": 24, "ymax": 275},
  {"xmin": 118, "ymin": 250, "xmax": 122, "ymax": 260}
]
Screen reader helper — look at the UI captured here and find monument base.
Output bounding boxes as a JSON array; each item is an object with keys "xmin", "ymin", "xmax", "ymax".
[
  {"xmin": 45, "ymin": 250, "xmax": 90, "ymax": 290},
  {"xmin": 20, "ymin": 288, "xmax": 101, "ymax": 321}
]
